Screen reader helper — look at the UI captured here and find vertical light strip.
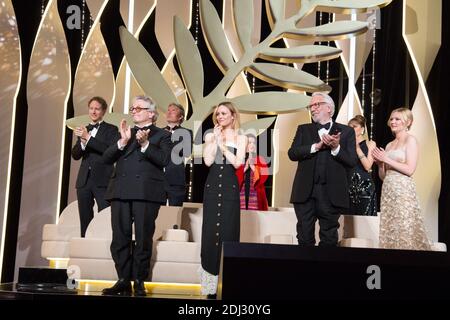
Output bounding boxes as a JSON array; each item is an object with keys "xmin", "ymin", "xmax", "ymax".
[
  {"xmin": 0, "ymin": 3, "xmax": 23, "ymax": 281},
  {"xmin": 361, "ymin": 65, "xmax": 366, "ymax": 110},
  {"xmin": 325, "ymin": 13, "xmax": 332, "ymax": 85},
  {"xmin": 0, "ymin": 74, "xmax": 21, "ymax": 284},
  {"xmin": 347, "ymin": 13, "xmax": 357, "ymax": 121},
  {"xmin": 56, "ymin": 0, "xmax": 72, "ymax": 222},
  {"xmin": 194, "ymin": 0, "xmax": 199, "ymax": 44},
  {"xmin": 370, "ymin": 19, "xmax": 376, "ymax": 140},
  {"xmin": 123, "ymin": 0, "xmax": 135, "ymax": 114},
  {"xmin": 81, "ymin": 0, "xmax": 86, "ymax": 50},
  {"xmin": 317, "ymin": 11, "xmax": 322, "ymax": 78}
]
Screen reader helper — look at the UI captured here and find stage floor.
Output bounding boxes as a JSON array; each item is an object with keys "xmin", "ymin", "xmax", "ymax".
[{"xmin": 0, "ymin": 282, "xmax": 209, "ymax": 301}]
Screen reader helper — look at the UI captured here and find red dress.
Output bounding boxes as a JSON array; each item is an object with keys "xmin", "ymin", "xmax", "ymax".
[{"xmin": 236, "ymin": 155, "xmax": 269, "ymax": 211}]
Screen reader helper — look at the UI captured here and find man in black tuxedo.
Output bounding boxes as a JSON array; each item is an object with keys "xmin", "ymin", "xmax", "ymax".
[
  {"xmin": 163, "ymin": 103, "xmax": 192, "ymax": 206},
  {"xmin": 101, "ymin": 96, "xmax": 172, "ymax": 297},
  {"xmin": 288, "ymin": 92, "xmax": 357, "ymax": 246},
  {"xmin": 71, "ymin": 96, "xmax": 119, "ymax": 237}
]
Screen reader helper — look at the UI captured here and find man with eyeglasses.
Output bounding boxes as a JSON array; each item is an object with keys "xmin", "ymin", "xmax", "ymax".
[
  {"xmin": 288, "ymin": 92, "xmax": 357, "ymax": 247},
  {"xmin": 102, "ymin": 95, "xmax": 172, "ymax": 296},
  {"xmin": 71, "ymin": 96, "xmax": 119, "ymax": 237},
  {"xmin": 163, "ymin": 103, "xmax": 192, "ymax": 206}
]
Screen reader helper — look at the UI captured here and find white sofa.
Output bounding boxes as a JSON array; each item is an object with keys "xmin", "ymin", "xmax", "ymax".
[{"xmin": 41, "ymin": 200, "xmax": 96, "ymax": 263}]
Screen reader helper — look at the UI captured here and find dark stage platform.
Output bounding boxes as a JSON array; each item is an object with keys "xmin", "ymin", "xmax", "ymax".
[{"xmin": 219, "ymin": 243, "xmax": 450, "ymax": 300}]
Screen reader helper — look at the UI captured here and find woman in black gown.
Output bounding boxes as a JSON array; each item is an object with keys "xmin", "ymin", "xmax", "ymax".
[
  {"xmin": 200, "ymin": 102, "xmax": 247, "ymax": 296},
  {"xmin": 348, "ymin": 115, "xmax": 378, "ymax": 216}
]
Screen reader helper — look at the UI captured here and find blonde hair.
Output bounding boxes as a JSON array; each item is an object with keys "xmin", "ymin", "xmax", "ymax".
[
  {"xmin": 388, "ymin": 107, "xmax": 413, "ymax": 130},
  {"xmin": 212, "ymin": 101, "xmax": 240, "ymax": 129}
]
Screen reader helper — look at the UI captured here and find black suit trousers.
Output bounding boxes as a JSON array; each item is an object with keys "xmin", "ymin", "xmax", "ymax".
[
  {"xmin": 76, "ymin": 173, "xmax": 109, "ymax": 237},
  {"xmin": 293, "ymin": 183, "xmax": 340, "ymax": 246},
  {"xmin": 110, "ymin": 200, "xmax": 160, "ymax": 281}
]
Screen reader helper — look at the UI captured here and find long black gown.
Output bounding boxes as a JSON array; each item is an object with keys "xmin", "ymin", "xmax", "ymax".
[
  {"xmin": 200, "ymin": 145, "xmax": 240, "ymax": 294},
  {"xmin": 348, "ymin": 140, "xmax": 377, "ymax": 216}
]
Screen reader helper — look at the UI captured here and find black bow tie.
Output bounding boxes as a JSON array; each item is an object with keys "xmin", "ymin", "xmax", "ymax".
[
  {"xmin": 134, "ymin": 125, "xmax": 151, "ymax": 131},
  {"xmin": 164, "ymin": 125, "xmax": 179, "ymax": 132},
  {"xmin": 86, "ymin": 123, "xmax": 100, "ymax": 131},
  {"xmin": 316, "ymin": 122, "xmax": 331, "ymax": 130}
]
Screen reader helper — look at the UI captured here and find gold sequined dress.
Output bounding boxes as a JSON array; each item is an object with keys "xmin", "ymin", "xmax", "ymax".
[{"xmin": 379, "ymin": 148, "xmax": 431, "ymax": 250}]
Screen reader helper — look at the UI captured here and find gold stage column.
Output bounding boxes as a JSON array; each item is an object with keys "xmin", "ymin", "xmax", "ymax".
[
  {"xmin": 0, "ymin": 0, "xmax": 21, "ymax": 279},
  {"xmin": 403, "ymin": 0, "xmax": 441, "ymax": 241},
  {"xmin": 17, "ymin": 0, "xmax": 71, "ymax": 276}
]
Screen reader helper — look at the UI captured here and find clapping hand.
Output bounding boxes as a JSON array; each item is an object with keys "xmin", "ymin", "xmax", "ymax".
[
  {"xmin": 372, "ymin": 147, "xmax": 386, "ymax": 164},
  {"xmin": 244, "ymin": 153, "xmax": 256, "ymax": 172},
  {"xmin": 136, "ymin": 129, "xmax": 150, "ymax": 147},
  {"xmin": 322, "ymin": 132, "xmax": 341, "ymax": 150},
  {"xmin": 119, "ymin": 119, "xmax": 131, "ymax": 146},
  {"xmin": 75, "ymin": 126, "xmax": 89, "ymax": 141},
  {"xmin": 314, "ymin": 139, "xmax": 325, "ymax": 150},
  {"xmin": 213, "ymin": 124, "xmax": 223, "ymax": 146}
]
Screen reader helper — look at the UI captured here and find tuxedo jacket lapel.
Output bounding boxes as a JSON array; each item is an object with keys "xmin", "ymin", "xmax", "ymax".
[
  {"xmin": 310, "ymin": 124, "xmax": 321, "ymax": 143},
  {"xmin": 95, "ymin": 123, "xmax": 106, "ymax": 139},
  {"xmin": 124, "ymin": 136, "xmax": 139, "ymax": 157}
]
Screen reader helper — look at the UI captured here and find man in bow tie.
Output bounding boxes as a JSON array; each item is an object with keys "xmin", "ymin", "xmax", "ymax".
[
  {"xmin": 71, "ymin": 96, "xmax": 119, "ymax": 237},
  {"xmin": 163, "ymin": 103, "xmax": 192, "ymax": 206},
  {"xmin": 288, "ymin": 92, "xmax": 357, "ymax": 247},
  {"xmin": 102, "ymin": 95, "xmax": 172, "ymax": 297}
]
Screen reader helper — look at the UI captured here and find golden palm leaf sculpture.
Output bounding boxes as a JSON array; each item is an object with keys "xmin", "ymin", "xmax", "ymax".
[{"xmin": 119, "ymin": 0, "xmax": 391, "ymax": 138}]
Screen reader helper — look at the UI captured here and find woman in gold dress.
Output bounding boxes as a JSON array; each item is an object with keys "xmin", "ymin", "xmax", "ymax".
[{"xmin": 372, "ymin": 108, "xmax": 431, "ymax": 250}]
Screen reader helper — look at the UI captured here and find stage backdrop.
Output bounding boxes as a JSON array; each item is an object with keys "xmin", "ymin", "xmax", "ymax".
[{"xmin": 0, "ymin": 0, "xmax": 446, "ymax": 282}]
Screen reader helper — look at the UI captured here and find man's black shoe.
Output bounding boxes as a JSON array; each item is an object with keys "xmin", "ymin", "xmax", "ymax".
[
  {"xmin": 102, "ymin": 279, "xmax": 132, "ymax": 296},
  {"xmin": 133, "ymin": 280, "xmax": 147, "ymax": 297}
]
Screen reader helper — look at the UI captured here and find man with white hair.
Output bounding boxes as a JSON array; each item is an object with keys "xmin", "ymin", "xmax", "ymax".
[
  {"xmin": 101, "ymin": 95, "xmax": 172, "ymax": 296},
  {"xmin": 288, "ymin": 92, "xmax": 357, "ymax": 246}
]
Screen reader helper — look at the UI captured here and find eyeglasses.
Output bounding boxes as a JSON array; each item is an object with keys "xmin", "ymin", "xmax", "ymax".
[
  {"xmin": 129, "ymin": 106, "xmax": 150, "ymax": 113},
  {"xmin": 306, "ymin": 101, "xmax": 328, "ymax": 110}
]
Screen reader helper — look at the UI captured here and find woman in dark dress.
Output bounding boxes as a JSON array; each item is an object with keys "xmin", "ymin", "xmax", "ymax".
[
  {"xmin": 348, "ymin": 115, "xmax": 377, "ymax": 216},
  {"xmin": 200, "ymin": 102, "xmax": 247, "ymax": 296}
]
